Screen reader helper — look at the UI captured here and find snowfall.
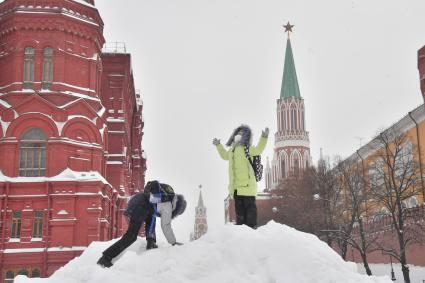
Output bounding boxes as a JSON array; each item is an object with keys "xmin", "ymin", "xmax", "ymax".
[{"xmin": 14, "ymin": 221, "xmax": 399, "ymax": 283}]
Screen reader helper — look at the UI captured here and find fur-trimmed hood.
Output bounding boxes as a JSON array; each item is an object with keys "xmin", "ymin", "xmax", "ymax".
[{"xmin": 226, "ymin": 124, "xmax": 252, "ymax": 147}]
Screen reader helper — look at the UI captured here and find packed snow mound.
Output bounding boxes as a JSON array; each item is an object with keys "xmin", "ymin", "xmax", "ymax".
[{"xmin": 15, "ymin": 221, "xmax": 391, "ymax": 283}]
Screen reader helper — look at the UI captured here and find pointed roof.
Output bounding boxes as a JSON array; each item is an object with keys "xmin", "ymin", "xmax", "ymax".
[
  {"xmin": 197, "ymin": 190, "xmax": 205, "ymax": 207},
  {"xmin": 280, "ymin": 38, "xmax": 301, "ymax": 99}
]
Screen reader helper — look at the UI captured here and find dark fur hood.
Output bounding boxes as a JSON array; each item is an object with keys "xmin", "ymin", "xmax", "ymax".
[{"xmin": 225, "ymin": 125, "xmax": 252, "ymax": 147}]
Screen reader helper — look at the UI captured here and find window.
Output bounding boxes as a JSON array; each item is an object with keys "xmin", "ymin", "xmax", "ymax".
[
  {"xmin": 42, "ymin": 48, "xmax": 54, "ymax": 90},
  {"xmin": 23, "ymin": 47, "xmax": 35, "ymax": 89},
  {"xmin": 11, "ymin": 212, "xmax": 22, "ymax": 239},
  {"xmin": 19, "ymin": 128, "xmax": 47, "ymax": 177},
  {"xmin": 395, "ymin": 141, "xmax": 414, "ymax": 178},
  {"xmin": 280, "ymin": 159, "xmax": 286, "ymax": 179},
  {"xmin": 31, "ymin": 269, "xmax": 40, "ymax": 278},
  {"xmin": 17, "ymin": 270, "xmax": 28, "ymax": 277},
  {"xmin": 368, "ymin": 158, "xmax": 384, "ymax": 189},
  {"xmin": 293, "ymin": 157, "xmax": 299, "ymax": 177},
  {"xmin": 301, "ymin": 110, "xmax": 305, "ymax": 131},
  {"xmin": 5, "ymin": 271, "xmax": 14, "ymax": 283},
  {"xmin": 291, "ymin": 108, "xmax": 296, "ymax": 130},
  {"xmin": 32, "ymin": 211, "xmax": 43, "ymax": 238},
  {"xmin": 4, "ymin": 267, "xmax": 40, "ymax": 283}
]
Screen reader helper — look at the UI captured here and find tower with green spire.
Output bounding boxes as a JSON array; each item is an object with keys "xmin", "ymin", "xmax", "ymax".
[
  {"xmin": 280, "ymin": 38, "xmax": 301, "ymax": 99},
  {"xmin": 265, "ymin": 23, "xmax": 311, "ymax": 191}
]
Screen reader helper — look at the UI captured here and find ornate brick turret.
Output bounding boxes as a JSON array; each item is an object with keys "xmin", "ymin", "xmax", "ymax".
[
  {"xmin": 190, "ymin": 187, "xmax": 208, "ymax": 241},
  {"xmin": 265, "ymin": 24, "xmax": 311, "ymax": 191}
]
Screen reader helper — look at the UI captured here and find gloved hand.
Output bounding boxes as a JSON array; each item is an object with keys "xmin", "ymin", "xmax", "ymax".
[
  {"xmin": 172, "ymin": 242, "xmax": 183, "ymax": 246},
  {"xmin": 262, "ymin": 127, "xmax": 269, "ymax": 138},
  {"xmin": 212, "ymin": 138, "xmax": 220, "ymax": 146}
]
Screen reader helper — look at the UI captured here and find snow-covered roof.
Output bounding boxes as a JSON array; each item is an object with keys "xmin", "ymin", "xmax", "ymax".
[
  {"xmin": 71, "ymin": 0, "xmax": 95, "ymax": 8},
  {"xmin": 0, "ymin": 168, "xmax": 110, "ymax": 185},
  {"xmin": 0, "ymin": 98, "xmax": 11, "ymax": 108}
]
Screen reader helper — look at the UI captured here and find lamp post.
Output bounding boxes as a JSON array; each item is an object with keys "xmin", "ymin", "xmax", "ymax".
[
  {"xmin": 389, "ymin": 255, "xmax": 396, "ymax": 281},
  {"xmin": 313, "ymin": 193, "xmax": 333, "ymax": 246}
]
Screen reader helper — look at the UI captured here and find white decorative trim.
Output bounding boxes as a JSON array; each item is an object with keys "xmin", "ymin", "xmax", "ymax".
[
  {"xmin": 275, "ymin": 139, "xmax": 310, "ymax": 148},
  {"xmin": 57, "ymin": 210, "xmax": 69, "ymax": 215}
]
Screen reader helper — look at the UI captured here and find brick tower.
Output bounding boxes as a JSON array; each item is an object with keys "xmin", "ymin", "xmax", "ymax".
[
  {"xmin": 265, "ymin": 24, "xmax": 311, "ymax": 191},
  {"xmin": 190, "ymin": 187, "xmax": 207, "ymax": 241}
]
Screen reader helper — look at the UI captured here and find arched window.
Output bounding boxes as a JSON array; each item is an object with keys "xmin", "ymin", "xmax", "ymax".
[
  {"xmin": 280, "ymin": 158, "xmax": 286, "ymax": 179},
  {"xmin": 19, "ymin": 128, "xmax": 47, "ymax": 177},
  {"xmin": 302, "ymin": 110, "xmax": 305, "ymax": 131},
  {"xmin": 5, "ymin": 271, "xmax": 15, "ymax": 283},
  {"xmin": 293, "ymin": 156, "xmax": 299, "ymax": 177},
  {"xmin": 17, "ymin": 269, "xmax": 29, "ymax": 276},
  {"xmin": 42, "ymin": 48, "xmax": 54, "ymax": 90},
  {"xmin": 291, "ymin": 108, "xmax": 296, "ymax": 130},
  {"xmin": 23, "ymin": 47, "xmax": 35, "ymax": 89},
  {"xmin": 31, "ymin": 269, "xmax": 41, "ymax": 278}
]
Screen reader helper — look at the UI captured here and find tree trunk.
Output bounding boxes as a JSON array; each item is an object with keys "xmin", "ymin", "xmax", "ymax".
[
  {"xmin": 340, "ymin": 240, "xmax": 348, "ymax": 260},
  {"xmin": 396, "ymin": 201, "xmax": 410, "ymax": 283},
  {"xmin": 401, "ymin": 263, "xmax": 410, "ymax": 283},
  {"xmin": 360, "ymin": 252, "xmax": 372, "ymax": 276},
  {"xmin": 357, "ymin": 218, "xmax": 372, "ymax": 275}
]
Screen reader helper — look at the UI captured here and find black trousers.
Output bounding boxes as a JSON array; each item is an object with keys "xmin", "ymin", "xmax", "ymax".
[
  {"xmin": 234, "ymin": 192, "xmax": 257, "ymax": 228},
  {"xmin": 103, "ymin": 209, "xmax": 156, "ymax": 260}
]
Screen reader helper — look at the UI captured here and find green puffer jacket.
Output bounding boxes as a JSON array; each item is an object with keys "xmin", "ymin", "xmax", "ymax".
[{"xmin": 216, "ymin": 136, "xmax": 268, "ymax": 197}]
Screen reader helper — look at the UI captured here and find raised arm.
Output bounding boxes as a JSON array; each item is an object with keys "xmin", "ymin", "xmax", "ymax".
[
  {"xmin": 213, "ymin": 138, "xmax": 229, "ymax": 160},
  {"xmin": 249, "ymin": 128, "xmax": 269, "ymax": 156}
]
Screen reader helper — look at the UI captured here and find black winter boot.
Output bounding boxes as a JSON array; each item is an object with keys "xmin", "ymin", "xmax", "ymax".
[
  {"xmin": 146, "ymin": 238, "xmax": 158, "ymax": 250},
  {"xmin": 97, "ymin": 255, "xmax": 113, "ymax": 268}
]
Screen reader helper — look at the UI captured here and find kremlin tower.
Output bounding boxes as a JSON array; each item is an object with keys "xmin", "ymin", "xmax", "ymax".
[
  {"xmin": 190, "ymin": 187, "xmax": 208, "ymax": 241},
  {"xmin": 265, "ymin": 23, "xmax": 311, "ymax": 191}
]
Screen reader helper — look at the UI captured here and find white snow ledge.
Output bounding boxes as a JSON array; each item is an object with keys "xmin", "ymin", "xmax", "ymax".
[{"xmin": 0, "ymin": 168, "xmax": 110, "ymax": 185}]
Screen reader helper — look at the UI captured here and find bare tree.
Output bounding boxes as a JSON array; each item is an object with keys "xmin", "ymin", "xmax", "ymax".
[
  {"xmin": 333, "ymin": 156, "xmax": 380, "ymax": 276},
  {"xmin": 314, "ymin": 157, "xmax": 342, "ymax": 247},
  {"xmin": 271, "ymin": 169, "xmax": 323, "ymax": 235},
  {"xmin": 368, "ymin": 129, "xmax": 425, "ymax": 283}
]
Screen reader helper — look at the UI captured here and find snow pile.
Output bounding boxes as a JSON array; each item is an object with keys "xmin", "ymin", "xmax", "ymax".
[{"xmin": 15, "ymin": 221, "xmax": 391, "ymax": 283}]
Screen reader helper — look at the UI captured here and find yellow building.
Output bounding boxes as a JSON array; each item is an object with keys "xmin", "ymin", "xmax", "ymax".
[{"xmin": 342, "ymin": 104, "xmax": 425, "ymax": 216}]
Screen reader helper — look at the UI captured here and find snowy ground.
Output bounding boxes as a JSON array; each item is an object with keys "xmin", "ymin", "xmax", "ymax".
[
  {"xmin": 357, "ymin": 263, "xmax": 425, "ymax": 283},
  {"xmin": 15, "ymin": 221, "xmax": 393, "ymax": 283}
]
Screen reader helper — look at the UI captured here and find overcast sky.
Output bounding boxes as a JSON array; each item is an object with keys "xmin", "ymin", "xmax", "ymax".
[{"xmin": 94, "ymin": 0, "xmax": 425, "ymax": 240}]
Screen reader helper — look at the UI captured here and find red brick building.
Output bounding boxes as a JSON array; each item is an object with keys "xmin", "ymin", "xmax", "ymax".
[{"xmin": 0, "ymin": 0, "xmax": 146, "ymax": 281}]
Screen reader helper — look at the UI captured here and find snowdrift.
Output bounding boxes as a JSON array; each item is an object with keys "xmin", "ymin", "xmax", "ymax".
[{"xmin": 15, "ymin": 221, "xmax": 391, "ymax": 283}]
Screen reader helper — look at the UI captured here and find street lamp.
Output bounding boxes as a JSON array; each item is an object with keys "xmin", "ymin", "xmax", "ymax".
[
  {"xmin": 389, "ymin": 255, "xmax": 396, "ymax": 281},
  {"xmin": 313, "ymin": 193, "xmax": 331, "ymax": 202}
]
